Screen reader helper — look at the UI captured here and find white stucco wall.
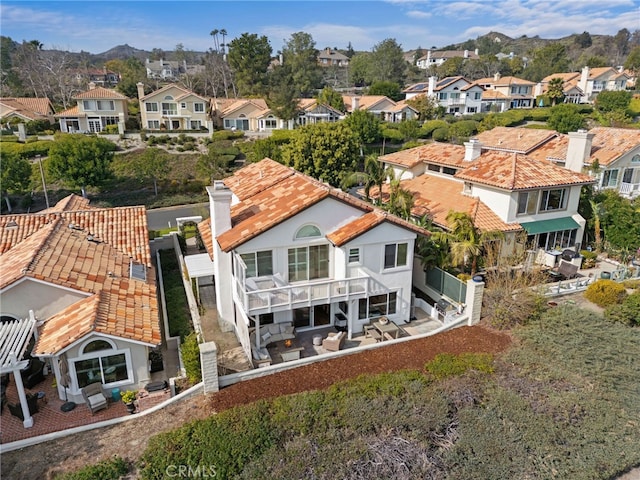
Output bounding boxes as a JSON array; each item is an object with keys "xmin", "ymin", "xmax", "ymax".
[{"xmin": 1, "ymin": 279, "xmax": 87, "ymax": 321}]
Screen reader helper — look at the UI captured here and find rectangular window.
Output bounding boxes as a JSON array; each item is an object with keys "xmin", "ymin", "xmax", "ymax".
[
  {"xmin": 348, "ymin": 247, "xmax": 360, "ymax": 264},
  {"xmin": 288, "ymin": 245, "xmax": 329, "ymax": 282},
  {"xmin": 82, "ymin": 100, "xmax": 95, "ymax": 111},
  {"xmin": 384, "ymin": 243, "xmax": 408, "ymax": 269},
  {"xmin": 148, "ymin": 120, "xmax": 160, "ymax": 129},
  {"xmin": 162, "ymin": 103, "xmax": 177, "ymax": 115},
  {"xmin": 240, "ymin": 250, "xmax": 273, "ymax": 278},
  {"xmin": 427, "ymin": 164, "xmax": 440, "ymax": 172},
  {"xmin": 190, "ymin": 120, "xmax": 201, "ymax": 130},
  {"xmin": 539, "ymin": 188, "xmax": 567, "ymax": 211},
  {"xmin": 443, "ymin": 167, "xmax": 456, "ymax": 175},
  {"xmin": 145, "ymin": 102, "xmax": 159, "ymax": 112},
  {"xmin": 181, "ymin": 102, "xmax": 187, "ymax": 109},
  {"xmin": 96, "ymin": 100, "xmax": 115, "ymax": 111},
  {"xmin": 358, "ymin": 292, "xmax": 398, "ymax": 319},
  {"xmin": 602, "ymin": 169, "xmax": 618, "ymax": 187},
  {"xmin": 474, "ymin": 92, "xmax": 482, "ymax": 100},
  {"xmin": 264, "ymin": 118, "xmax": 277, "ymax": 129},
  {"xmin": 438, "ymin": 92, "xmax": 448, "ymax": 100},
  {"xmin": 194, "ymin": 103, "xmax": 205, "ymax": 112},
  {"xmin": 450, "ymin": 92, "xmax": 460, "ymax": 100},
  {"xmin": 517, "ymin": 191, "xmax": 539, "ymax": 215},
  {"xmin": 74, "ymin": 353, "xmax": 128, "ymax": 388}
]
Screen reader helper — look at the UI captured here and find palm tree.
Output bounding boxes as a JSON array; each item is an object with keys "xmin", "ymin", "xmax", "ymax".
[
  {"xmin": 547, "ymin": 77, "xmax": 565, "ymax": 106},
  {"xmin": 439, "ymin": 211, "xmax": 504, "ymax": 275},
  {"xmin": 341, "ymin": 154, "xmax": 393, "ymax": 205},
  {"xmin": 387, "ymin": 175, "xmax": 414, "ymax": 220}
]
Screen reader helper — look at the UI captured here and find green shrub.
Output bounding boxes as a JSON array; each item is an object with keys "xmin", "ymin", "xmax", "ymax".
[
  {"xmin": 0, "ymin": 135, "xmax": 18, "ymax": 142},
  {"xmin": 432, "ymin": 126, "xmax": 450, "ymax": 142},
  {"xmin": 420, "ymin": 120, "xmax": 448, "ymax": 138},
  {"xmin": 381, "ymin": 127, "xmax": 404, "ymax": 143},
  {"xmin": 448, "ymin": 119, "xmax": 479, "ymax": 139},
  {"xmin": 604, "ymin": 292, "xmax": 640, "ymax": 326},
  {"xmin": 54, "ymin": 456, "xmax": 128, "ymax": 480},
  {"xmin": 212, "ymin": 129, "xmax": 245, "ymax": 141},
  {"xmin": 425, "ymin": 352, "xmax": 494, "ymax": 380},
  {"xmin": 584, "ymin": 279, "xmax": 627, "ymax": 307},
  {"xmin": 580, "ymin": 249, "xmax": 598, "ymax": 268},
  {"xmin": 181, "ymin": 332, "xmax": 202, "ymax": 384},
  {"xmin": 103, "ymin": 124, "xmax": 119, "ymax": 134}
]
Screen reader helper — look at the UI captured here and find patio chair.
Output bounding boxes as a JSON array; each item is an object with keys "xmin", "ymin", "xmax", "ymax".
[{"xmin": 81, "ymin": 382, "xmax": 108, "ymax": 414}]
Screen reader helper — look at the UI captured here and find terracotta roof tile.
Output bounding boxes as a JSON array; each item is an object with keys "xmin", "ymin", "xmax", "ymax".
[
  {"xmin": 223, "ymin": 158, "xmax": 294, "ymax": 200},
  {"xmin": 371, "ymin": 175, "xmax": 519, "ymax": 233},
  {"xmin": 474, "ymin": 127, "xmax": 558, "ymax": 154},
  {"xmin": 54, "ymin": 105, "xmax": 80, "ymax": 117},
  {"xmin": 73, "ymin": 86, "xmax": 128, "ymax": 100},
  {"xmin": 1, "ymin": 197, "xmax": 160, "ymax": 354},
  {"xmin": 197, "ymin": 218, "xmax": 213, "ymax": 260},
  {"xmin": 454, "ymin": 151, "xmax": 594, "ymax": 190},
  {"xmin": 0, "ymin": 97, "xmax": 53, "ymax": 120},
  {"xmin": 587, "ymin": 127, "xmax": 640, "ymax": 166},
  {"xmin": 381, "ymin": 143, "xmax": 466, "ymax": 169},
  {"xmin": 216, "ymin": 159, "xmax": 430, "ymax": 252},
  {"xmin": 42, "ymin": 194, "xmax": 93, "ymax": 212},
  {"xmin": 327, "ymin": 211, "xmax": 386, "ymax": 246}
]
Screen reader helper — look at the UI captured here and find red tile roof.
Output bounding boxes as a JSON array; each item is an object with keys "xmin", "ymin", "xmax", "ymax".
[
  {"xmin": 454, "ymin": 151, "xmax": 594, "ymax": 190},
  {"xmin": 587, "ymin": 127, "xmax": 640, "ymax": 166},
  {"xmin": 0, "ymin": 97, "xmax": 54, "ymax": 120},
  {"xmin": 74, "ymin": 86, "xmax": 128, "ymax": 100},
  {"xmin": 474, "ymin": 127, "xmax": 558, "ymax": 154},
  {"xmin": 216, "ymin": 159, "xmax": 430, "ymax": 252},
  {"xmin": 0, "ymin": 196, "xmax": 160, "ymax": 355},
  {"xmin": 381, "ymin": 143, "xmax": 466, "ymax": 169}
]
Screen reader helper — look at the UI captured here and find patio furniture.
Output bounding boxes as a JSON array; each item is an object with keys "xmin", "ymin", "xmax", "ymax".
[
  {"xmin": 7, "ymin": 393, "xmax": 38, "ymax": 421},
  {"xmin": 322, "ymin": 331, "xmax": 345, "ymax": 352},
  {"xmin": 312, "ymin": 334, "xmax": 323, "ymax": 346},
  {"xmin": 81, "ymin": 382, "xmax": 108, "ymax": 415},
  {"xmin": 21, "ymin": 358, "xmax": 45, "ymax": 389},
  {"xmin": 249, "ymin": 322, "xmax": 296, "ymax": 367},
  {"xmin": 549, "ymin": 260, "xmax": 579, "ymax": 281},
  {"xmin": 373, "ymin": 319, "xmax": 401, "ymax": 340},
  {"xmin": 280, "ymin": 347, "xmax": 304, "ymax": 362},
  {"xmin": 364, "ymin": 325, "xmax": 382, "ymax": 342}
]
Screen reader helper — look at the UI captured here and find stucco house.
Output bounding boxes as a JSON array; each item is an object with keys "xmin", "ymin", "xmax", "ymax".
[
  {"xmin": 295, "ymin": 98, "xmax": 343, "ymax": 126},
  {"xmin": 0, "ymin": 97, "xmax": 55, "ymax": 124},
  {"xmin": 145, "ymin": 58, "xmax": 187, "ymax": 81},
  {"xmin": 342, "ymin": 95, "xmax": 418, "ymax": 122},
  {"xmin": 403, "ymin": 77, "xmax": 484, "ymax": 115},
  {"xmin": 138, "ymin": 83, "xmax": 212, "ymax": 131},
  {"xmin": 317, "ymin": 48, "xmax": 350, "ymax": 67},
  {"xmin": 211, "ymin": 98, "xmax": 271, "ymax": 132},
  {"xmin": 473, "ymin": 74, "xmax": 536, "ymax": 111},
  {"xmin": 534, "ymin": 67, "xmax": 630, "ymax": 104},
  {"xmin": 56, "ymin": 83, "xmax": 128, "ymax": 133},
  {"xmin": 534, "ymin": 72, "xmax": 585, "ymax": 104},
  {"xmin": 198, "ymin": 158, "xmax": 429, "ymax": 367},
  {"xmin": 0, "ymin": 195, "xmax": 161, "ymax": 426},
  {"xmin": 416, "ymin": 49, "xmax": 479, "ymax": 70},
  {"xmin": 378, "ymin": 128, "xmax": 595, "ymax": 266}
]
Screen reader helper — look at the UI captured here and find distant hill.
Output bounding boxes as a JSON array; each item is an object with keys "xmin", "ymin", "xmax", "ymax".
[{"xmin": 94, "ymin": 44, "xmax": 150, "ymax": 62}]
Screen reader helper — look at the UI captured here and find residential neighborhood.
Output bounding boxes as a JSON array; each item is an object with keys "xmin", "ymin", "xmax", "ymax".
[{"xmin": 1, "ymin": 8, "xmax": 640, "ymax": 478}]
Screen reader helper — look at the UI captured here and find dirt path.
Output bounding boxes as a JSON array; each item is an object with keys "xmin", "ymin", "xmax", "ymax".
[{"xmin": 1, "ymin": 325, "xmax": 510, "ymax": 480}]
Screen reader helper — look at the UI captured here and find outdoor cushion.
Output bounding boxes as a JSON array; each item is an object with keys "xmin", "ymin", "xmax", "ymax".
[
  {"xmin": 262, "ymin": 331, "xmax": 272, "ymax": 343},
  {"xmin": 245, "ymin": 278, "xmax": 259, "ymax": 291},
  {"xmin": 87, "ymin": 393, "xmax": 105, "ymax": 408},
  {"xmin": 273, "ymin": 273, "xmax": 288, "ymax": 287}
]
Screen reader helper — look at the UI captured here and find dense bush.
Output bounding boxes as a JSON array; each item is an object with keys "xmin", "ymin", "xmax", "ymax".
[
  {"xmin": 0, "ymin": 140, "xmax": 52, "ymax": 158},
  {"xmin": 604, "ymin": 292, "xmax": 640, "ymax": 326},
  {"xmin": 584, "ymin": 279, "xmax": 628, "ymax": 307},
  {"xmin": 580, "ymin": 249, "xmax": 598, "ymax": 268},
  {"xmin": 448, "ymin": 120, "xmax": 479, "ymax": 139},
  {"xmin": 212, "ymin": 129, "xmax": 245, "ymax": 141},
  {"xmin": 425, "ymin": 353, "xmax": 494, "ymax": 379},
  {"xmin": 432, "ymin": 126, "xmax": 450, "ymax": 142},
  {"xmin": 181, "ymin": 332, "xmax": 202, "ymax": 383},
  {"xmin": 420, "ymin": 119, "xmax": 449, "ymax": 138},
  {"xmin": 54, "ymin": 456, "xmax": 128, "ymax": 480},
  {"xmin": 381, "ymin": 127, "xmax": 404, "ymax": 143}
]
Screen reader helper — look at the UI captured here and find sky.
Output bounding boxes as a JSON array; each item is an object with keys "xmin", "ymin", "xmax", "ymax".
[{"xmin": 1, "ymin": 0, "xmax": 638, "ymax": 55}]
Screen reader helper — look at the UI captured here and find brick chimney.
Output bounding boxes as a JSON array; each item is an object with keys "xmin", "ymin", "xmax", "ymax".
[
  {"xmin": 88, "ymin": 81, "xmax": 96, "ymax": 90},
  {"xmin": 136, "ymin": 82, "xmax": 145, "ymax": 100},
  {"xmin": 464, "ymin": 139, "xmax": 482, "ymax": 161}
]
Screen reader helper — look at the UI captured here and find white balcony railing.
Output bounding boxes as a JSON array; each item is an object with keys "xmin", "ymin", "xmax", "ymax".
[{"xmin": 619, "ymin": 182, "xmax": 640, "ymax": 198}]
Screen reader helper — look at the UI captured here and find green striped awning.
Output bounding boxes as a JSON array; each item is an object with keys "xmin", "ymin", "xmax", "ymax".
[{"xmin": 520, "ymin": 217, "xmax": 580, "ymax": 235}]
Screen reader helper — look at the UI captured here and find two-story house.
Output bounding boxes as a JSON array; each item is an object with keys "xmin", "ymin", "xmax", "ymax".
[
  {"xmin": 145, "ymin": 58, "xmax": 187, "ymax": 81},
  {"xmin": 317, "ymin": 48, "xmax": 350, "ymax": 67},
  {"xmin": 416, "ymin": 49, "xmax": 479, "ymax": 70},
  {"xmin": 378, "ymin": 129, "xmax": 594, "ymax": 265},
  {"xmin": 534, "ymin": 72, "xmax": 585, "ymax": 104},
  {"xmin": 138, "ymin": 83, "xmax": 212, "ymax": 131},
  {"xmin": 403, "ymin": 77, "xmax": 484, "ymax": 115},
  {"xmin": 55, "ymin": 83, "xmax": 129, "ymax": 133},
  {"xmin": 0, "ymin": 195, "xmax": 161, "ymax": 425},
  {"xmin": 199, "ymin": 158, "xmax": 429, "ymax": 367},
  {"xmin": 577, "ymin": 67, "xmax": 629, "ymax": 100},
  {"xmin": 473, "ymin": 74, "xmax": 536, "ymax": 111}
]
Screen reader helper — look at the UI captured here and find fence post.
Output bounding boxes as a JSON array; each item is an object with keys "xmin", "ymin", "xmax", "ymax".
[
  {"xmin": 199, "ymin": 341, "xmax": 219, "ymax": 394},
  {"xmin": 465, "ymin": 278, "xmax": 484, "ymax": 325}
]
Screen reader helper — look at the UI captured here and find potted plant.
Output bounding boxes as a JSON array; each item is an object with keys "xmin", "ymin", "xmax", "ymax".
[{"xmin": 120, "ymin": 390, "xmax": 137, "ymax": 414}]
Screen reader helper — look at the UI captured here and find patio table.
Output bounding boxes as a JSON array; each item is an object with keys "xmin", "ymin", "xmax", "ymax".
[{"xmin": 373, "ymin": 320, "xmax": 401, "ymax": 340}]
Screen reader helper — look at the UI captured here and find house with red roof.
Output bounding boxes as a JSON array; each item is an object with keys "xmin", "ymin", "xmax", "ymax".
[
  {"xmin": 403, "ymin": 76, "xmax": 484, "ymax": 115},
  {"xmin": 0, "ymin": 196, "xmax": 161, "ymax": 425},
  {"xmin": 198, "ymin": 159, "xmax": 431, "ymax": 367},
  {"xmin": 534, "ymin": 67, "xmax": 630, "ymax": 104},
  {"xmin": 472, "ymin": 74, "xmax": 536, "ymax": 111},
  {"xmin": 0, "ymin": 97, "xmax": 55, "ymax": 124},
  {"xmin": 342, "ymin": 95, "xmax": 418, "ymax": 122},
  {"xmin": 55, "ymin": 83, "xmax": 129, "ymax": 133},
  {"xmin": 378, "ymin": 127, "xmax": 596, "ymax": 265}
]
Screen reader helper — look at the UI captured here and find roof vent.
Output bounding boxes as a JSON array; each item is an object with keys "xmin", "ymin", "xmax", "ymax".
[{"xmin": 5, "ymin": 220, "xmax": 18, "ymax": 230}]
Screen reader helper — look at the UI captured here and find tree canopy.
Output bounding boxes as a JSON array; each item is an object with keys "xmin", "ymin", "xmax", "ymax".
[
  {"xmin": 343, "ymin": 110, "xmax": 382, "ymax": 146},
  {"xmin": 367, "ymin": 81, "xmax": 403, "ymax": 101},
  {"xmin": 47, "ymin": 134, "xmax": 116, "ymax": 195},
  {"xmin": 227, "ymin": 33, "xmax": 272, "ymax": 96},
  {"xmin": 316, "ymin": 86, "xmax": 345, "ymax": 112},
  {"xmin": 547, "ymin": 104, "xmax": 585, "ymax": 133},
  {"xmin": 281, "ymin": 122, "xmax": 359, "ymax": 187},
  {"xmin": 370, "ymin": 38, "xmax": 406, "ymax": 86},
  {"xmin": 281, "ymin": 32, "xmax": 322, "ymax": 97}
]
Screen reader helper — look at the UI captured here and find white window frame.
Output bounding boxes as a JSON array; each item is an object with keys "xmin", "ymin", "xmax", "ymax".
[
  {"xmin": 96, "ymin": 100, "xmax": 115, "ymax": 111},
  {"xmin": 539, "ymin": 188, "xmax": 567, "ymax": 212},
  {"xmin": 148, "ymin": 120, "xmax": 160, "ymax": 129},
  {"xmin": 348, "ymin": 247, "xmax": 361, "ymax": 264},
  {"xmin": 517, "ymin": 190, "xmax": 539, "ymax": 215},
  {"xmin": 240, "ymin": 250, "xmax": 273, "ymax": 278},
  {"xmin": 601, "ymin": 169, "xmax": 619, "ymax": 188},
  {"xmin": 70, "ymin": 338, "xmax": 133, "ymax": 391},
  {"xmin": 194, "ymin": 102, "xmax": 205, "ymax": 113},
  {"xmin": 384, "ymin": 243, "xmax": 408, "ymax": 269},
  {"xmin": 145, "ymin": 102, "xmax": 159, "ymax": 112}
]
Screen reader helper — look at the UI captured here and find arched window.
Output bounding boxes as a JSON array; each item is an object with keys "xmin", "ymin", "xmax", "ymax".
[
  {"xmin": 163, "ymin": 95, "xmax": 174, "ymax": 100},
  {"xmin": 81, "ymin": 339, "xmax": 114, "ymax": 354},
  {"xmin": 74, "ymin": 338, "xmax": 130, "ymax": 388},
  {"xmin": 295, "ymin": 225, "xmax": 321, "ymax": 239}
]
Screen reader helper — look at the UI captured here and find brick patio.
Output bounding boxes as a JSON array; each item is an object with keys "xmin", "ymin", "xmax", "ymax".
[{"xmin": 0, "ymin": 372, "xmax": 170, "ymax": 445}]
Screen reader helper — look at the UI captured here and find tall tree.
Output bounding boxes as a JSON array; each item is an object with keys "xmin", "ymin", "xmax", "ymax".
[
  {"xmin": 115, "ymin": 147, "xmax": 169, "ymax": 196},
  {"xmin": 546, "ymin": 77, "xmax": 565, "ymax": 106},
  {"xmin": 525, "ymin": 43, "xmax": 570, "ymax": 82},
  {"xmin": 1, "ymin": 152, "xmax": 32, "ymax": 212},
  {"xmin": 282, "ymin": 122, "xmax": 359, "ymax": 187},
  {"xmin": 406, "ymin": 94, "xmax": 441, "ymax": 121},
  {"xmin": 343, "ymin": 110, "xmax": 382, "ymax": 154},
  {"xmin": 47, "ymin": 134, "xmax": 116, "ymax": 197},
  {"xmin": 106, "ymin": 58, "xmax": 146, "ymax": 98},
  {"xmin": 367, "ymin": 81, "xmax": 403, "ymax": 101},
  {"xmin": 316, "ymin": 86, "xmax": 345, "ymax": 111},
  {"xmin": 342, "ymin": 154, "xmax": 393, "ymax": 205},
  {"xmin": 613, "ymin": 28, "xmax": 631, "ymax": 65},
  {"xmin": 227, "ymin": 33, "xmax": 272, "ymax": 96},
  {"xmin": 624, "ymin": 46, "xmax": 640, "ymax": 86},
  {"xmin": 348, "ymin": 52, "xmax": 371, "ymax": 86},
  {"xmin": 282, "ymin": 32, "xmax": 321, "ymax": 97},
  {"xmin": 370, "ymin": 38, "xmax": 406, "ymax": 85},
  {"xmin": 266, "ymin": 64, "xmax": 299, "ymax": 126}
]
